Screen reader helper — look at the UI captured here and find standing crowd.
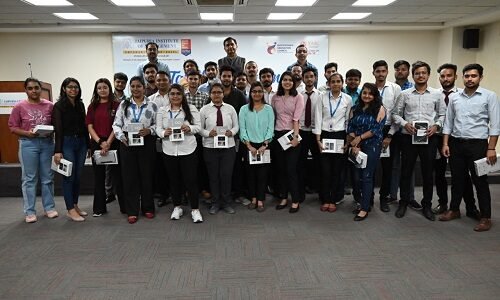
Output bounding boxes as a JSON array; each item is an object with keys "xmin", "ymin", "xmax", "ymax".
[{"xmin": 8, "ymin": 37, "xmax": 499, "ymax": 232}]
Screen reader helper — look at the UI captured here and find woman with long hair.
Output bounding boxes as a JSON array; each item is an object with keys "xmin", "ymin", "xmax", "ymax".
[
  {"xmin": 53, "ymin": 77, "xmax": 89, "ymax": 221},
  {"xmin": 112, "ymin": 76, "xmax": 158, "ymax": 224},
  {"xmin": 86, "ymin": 78, "xmax": 124, "ymax": 217},
  {"xmin": 155, "ymin": 84, "xmax": 203, "ymax": 223},
  {"xmin": 200, "ymin": 83, "xmax": 239, "ymax": 215},
  {"xmin": 271, "ymin": 71, "xmax": 304, "ymax": 213},
  {"xmin": 8, "ymin": 78, "xmax": 58, "ymax": 223},
  {"xmin": 239, "ymin": 82, "xmax": 275, "ymax": 212},
  {"xmin": 347, "ymin": 82, "xmax": 386, "ymax": 221},
  {"xmin": 314, "ymin": 73, "xmax": 352, "ymax": 213}
]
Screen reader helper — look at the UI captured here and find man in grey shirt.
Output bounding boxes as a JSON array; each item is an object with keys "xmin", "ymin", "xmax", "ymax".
[
  {"xmin": 137, "ymin": 42, "xmax": 171, "ymax": 80},
  {"xmin": 440, "ymin": 63, "xmax": 499, "ymax": 232},
  {"xmin": 393, "ymin": 61, "xmax": 446, "ymax": 221},
  {"xmin": 218, "ymin": 37, "xmax": 245, "ymax": 75}
]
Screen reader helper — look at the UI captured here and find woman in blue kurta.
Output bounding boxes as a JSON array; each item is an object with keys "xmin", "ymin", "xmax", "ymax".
[{"xmin": 347, "ymin": 83, "xmax": 386, "ymax": 221}]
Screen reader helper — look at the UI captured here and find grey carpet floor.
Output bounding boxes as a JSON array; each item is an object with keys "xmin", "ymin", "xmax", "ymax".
[{"xmin": 1, "ymin": 185, "xmax": 500, "ymax": 300}]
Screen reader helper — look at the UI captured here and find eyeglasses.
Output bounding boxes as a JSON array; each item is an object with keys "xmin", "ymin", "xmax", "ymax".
[
  {"xmin": 211, "ymin": 91, "xmax": 223, "ymax": 95},
  {"xmin": 169, "ymin": 92, "xmax": 183, "ymax": 96},
  {"xmin": 66, "ymin": 85, "xmax": 79, "ymax": 90},
  {"xmin": 251, "ymin": 90, "xmax": 264, "ymax": 94}
]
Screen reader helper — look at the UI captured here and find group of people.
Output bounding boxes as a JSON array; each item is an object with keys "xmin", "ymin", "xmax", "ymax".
[{"xmin": 8, "ymin": 37, "xmax": 499, "ymax": 232}]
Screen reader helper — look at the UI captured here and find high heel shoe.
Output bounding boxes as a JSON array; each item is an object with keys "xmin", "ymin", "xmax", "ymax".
[
  {"xmin": 289, "ymin": 204, "xmax": 300, "ymax": 213},
  {"xmin": 276, "ymin": 200, "xmax": 288, "ymax": 210},
  {"xmin": 354, "ymin": 212, "xmax": 368, "ymax": 221}
]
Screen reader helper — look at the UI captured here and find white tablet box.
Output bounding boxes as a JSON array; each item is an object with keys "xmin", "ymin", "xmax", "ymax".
[
  {"xmin": 33, "ymin": 125, "xmax": 54, "ymax": 137},
  {"xmin": 348, "ymin": 148, "xmax": 368, "ymax": 168},
  {"xmin": 474, "ymin": 155, "xmax": 500, "ymax": 177},
  {"xmin": 412, "ymin": 121, "xmax": 429, "ymax": 145},
  {"xmin": 51, "ymin": 157, "xmax": 72, "ymax": 177},
  {"xmin": 322, "ymin": 139, "xmax": 344, "ymax": 154},
  {"xmin": 169, "ymin": 119, "xmax": 185, "ymax": 142},
  {"xmin": 248, "ymin": 149, "xmax": 271, "ymax": 165},
  {"xmin": 127, "ymin": 123, "xmax": 144, "ymax": 146},
  {"xmin": 93, "ymin": 150, "xmax": 118, "ymax": 165},
  {"xmin": 278, "ymin": 130, "xmax": 303, "ymax": 151},
  {"xmin": 380, "ymin": 145, "xmax": 390, "ymax": 158},
  {"xmin": 214, "ymin": 126, "xmax": 229, "ymax": 148}
]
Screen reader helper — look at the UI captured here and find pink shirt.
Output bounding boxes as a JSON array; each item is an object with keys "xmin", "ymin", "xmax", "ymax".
[
  {"xmin": 8, "ymin": 99, "xmax": 53, "ymax": 132},
  {"xmin": 271, "ymin": 93, "xmax": 304, "ymax": 131}
]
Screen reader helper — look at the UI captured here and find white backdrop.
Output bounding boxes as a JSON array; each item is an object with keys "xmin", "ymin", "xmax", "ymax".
[{"xmin": 112, "ymin": 33, "xmax": 328, "ymax": 85}]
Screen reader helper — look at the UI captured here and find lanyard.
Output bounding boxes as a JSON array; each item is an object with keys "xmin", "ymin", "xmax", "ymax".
[
  {"xmin": 132, "ymin": 103, "xmax": 144, "ymax": 123},
  {"xmin": 329, "ymin": 92, "xmax": 342, "ymax": 118},
  {"xmin": 169, "ymin": 110, "xmax": 181, "ymax": 119},
  {"xmin": 379, "ymin": 86, "xmax": 387, "ymax": 98}
]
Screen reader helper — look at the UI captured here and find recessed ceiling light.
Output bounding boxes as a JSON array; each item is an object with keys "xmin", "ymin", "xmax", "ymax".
[
  {"xmin": 200, "ymin": 13, "xmax": 233, "ymax": 21},
  {"xmin": 22, "ymin": 0, "xmax": 73, "ymax": 6},
  {"xmin": 352, "ymin": 0, "xmax": 397, "ymax": 6},
  {"xmin": 109, "ymin": 0, "xmax": 155, "ymax": 6},
  {"xmin": 275, "ymin": 0, "xmax": 318, "ymax": 6},
  {"xmin": 267, "ymin": 13, "xmax": 303, "ymax": 20},
  {"xmin": 53, "ymin": 13, "xmax": 98, "ymax": 20},
  {"xmin": 331, "ymin": 12, "xmax": 371, "ymax": 20}
]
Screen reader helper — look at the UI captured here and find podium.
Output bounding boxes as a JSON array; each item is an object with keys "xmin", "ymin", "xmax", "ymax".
[{"xmin": 0, "ymin": 81, "xmax": 52, "ymax": 163}]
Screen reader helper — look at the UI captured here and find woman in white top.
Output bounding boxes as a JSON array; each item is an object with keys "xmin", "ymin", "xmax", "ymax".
[
  {"xmin": 199, "ymin": 83, "xmax": 239, "ymax": 215},
  {"xmin": 156, "ymin": 84, "xmax": 203, "ymax": 223},
  {"xmin": 313, "ymin": 73, "xmax": 352, "ymax": 213}
]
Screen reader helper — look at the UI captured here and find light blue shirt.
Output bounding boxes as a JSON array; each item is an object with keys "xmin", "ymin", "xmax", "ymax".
[
  {"xmin": 443, "ymin": 87, "xmax": 500, "ymax": 139},
  {"xmin": 238, "ymin": 104, "xmax": 275, "ymax": 143},
  {"xmin": 137, "ymin": 59, "xmax": 171, "ymax": 79}
]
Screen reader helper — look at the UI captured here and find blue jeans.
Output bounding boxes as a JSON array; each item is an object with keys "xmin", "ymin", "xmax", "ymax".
[
  {"xmin": 61, "ymin": 136, "xmax": 87, "ymax": 210},
  {"xmin": 355, "ymin": 144, "xmax": 381, "ymax": 211},
  {"xmin": 19, "ymin": 137, "xmax": 55, "ymax": 215}
]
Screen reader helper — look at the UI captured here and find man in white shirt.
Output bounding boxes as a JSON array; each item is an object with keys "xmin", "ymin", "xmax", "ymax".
[
  {"xmin": 259, "ymin": 68, "xmax": 276, "ymax": 105},
  {"xmin": 291, "ymin": 64, "xmax": 306, "ymax": 94},
  {"xmin": 318, "ymin": 62, "xmax": 338, "ymax": 93}
]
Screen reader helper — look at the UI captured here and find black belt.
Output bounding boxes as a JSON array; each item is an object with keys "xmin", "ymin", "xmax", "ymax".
[{"xmin": 451, "ymin": 137, "xmax": 487, "ymax": 143}]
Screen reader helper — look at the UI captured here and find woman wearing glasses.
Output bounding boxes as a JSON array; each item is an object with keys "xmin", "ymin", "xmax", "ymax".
[
  {"xmin": 53, "ymin": 77, "xmax": 89, "ymax": 221},
  {"xmin": 239, "ymin": 82, "xmax": 274, "ymax": 212},
  {"xmin": 113, "ymin": 76, "xmax": 157, "ymax": 224},
  {"xmin": 200, "ymin": 83, "xmax": 239, "ymax": 215},
  {"xmin": 156, "ymin": 84, "xmax": 203, "ymax": 223}
]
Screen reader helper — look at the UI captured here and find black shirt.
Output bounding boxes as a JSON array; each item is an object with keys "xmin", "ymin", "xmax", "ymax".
[
  {"xmin": 52, "ymin": 99, "xmax": 89, "ymax": 153},
  {"xmin": 223, "ymin": 88, "xmax": 247, "ymax": 114}
]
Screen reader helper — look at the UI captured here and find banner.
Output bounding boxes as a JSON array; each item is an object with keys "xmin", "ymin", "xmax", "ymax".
[
  {"xmin": 112, "ymin": 33, "xmax": 328, "ymax": 86},
  {"xmin": 0, "ymin": 92, "xmax": 26, "ymax": 114}
]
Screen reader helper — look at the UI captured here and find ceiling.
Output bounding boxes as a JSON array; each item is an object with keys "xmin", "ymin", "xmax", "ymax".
[{"xmin": 1, "ymin": 0, "xmax": 500, "ymax": 32}]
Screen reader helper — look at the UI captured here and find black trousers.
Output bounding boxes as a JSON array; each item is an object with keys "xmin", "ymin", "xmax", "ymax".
[
  {"xmin": 400, "ymin": 134, "xmax": 437, "ymax": 208},
  {"xmin": 154, "ymin": 140, "xmax": 169, "ymax": 198},
  {"xmin": 434, "ymin": 135, "xmax": 476, "ymax": 210},
  {"xmin": 245, "ymin": 142, "xmax": 269, "ymax": 201},
  {"xmin": 378, "ymin": 125, "xmax": 395, "ymax": 198},
  {"xmin": 232, "ymin": 138, "xmax": 247, "ymax": 199},
  {"xmin": 163, "ymin": 151, "xmax": 199, "ymax": 209},
  {"xmin": 120, "ymin": 135, "xmax": 155, "ymax": 216},
  {"xmin": 204, "ymin": 147, "xmax": 236, "ymax": 208},
  {"xmin": 91, "ymin": 139, "xmax": 124, "ymax": 214},
  {"xmin": 273, "ymin": 130, "xmax": 301, "ymax": 203},
  {"xmin": 196, "ymin": 135, "xmax": 210, "ymax": 192},
  {"xmin": 449, "ymin": 137, "xmax": 491, "ymax": 218},
  {"xmin": 298, "ymin": 130, "xmax": 321, "ymax": 201},
  {"xmin": 318, "ymin": 130, "xmax": 346, "ymax": 204}
]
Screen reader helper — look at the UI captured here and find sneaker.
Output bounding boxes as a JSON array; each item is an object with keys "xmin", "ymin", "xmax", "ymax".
[
  {"xmin": 170, "ymin": 206, "xmax": 183, "ymax": 220},
  {"xmin": 191, "ymin": 210, "xmax": 203, "ymax": 223},
  {"xmin": 25, "ymin": 214, "xmax": 37, "ymax": 223},
  {"xmin": 44, "ymin": 210, "xmax": 59, "ymax": 219},
  {"xmin": 409, "ymin": 200, "xmax": 423, "ymax": 210},
  {"xmin": 92, "ymin": 213, "xmax": 103, "ymax": 217},
  {"xmin": 209, "ymin": 205, "xmax": 219, "ymax": 215},
  {"xmin": 222, "ymin": 206, "xmax": 236, "ymax": 214}
]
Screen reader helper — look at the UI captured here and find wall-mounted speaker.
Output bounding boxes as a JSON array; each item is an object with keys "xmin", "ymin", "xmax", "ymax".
[{"xmin": 463, "ymin": 28, "xmax": 479, "ymax": 49}]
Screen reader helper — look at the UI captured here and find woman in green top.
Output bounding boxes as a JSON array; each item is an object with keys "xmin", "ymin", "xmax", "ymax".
[{"xmin": 239, "ymin": 82, "xmax": 275, "ymax": 212}]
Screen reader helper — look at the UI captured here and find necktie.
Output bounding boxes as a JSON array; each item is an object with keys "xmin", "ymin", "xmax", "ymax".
[
  {"xmin": 304, "ymin": 92, "xmax": 313, "ymax": 128},
  {"xmin": 216, "ymin": 106, "xmax": 223, "ymax": 126},
  {"xmin": 443, "ymin": 90, "xmax": 453, "ymax": 106}
]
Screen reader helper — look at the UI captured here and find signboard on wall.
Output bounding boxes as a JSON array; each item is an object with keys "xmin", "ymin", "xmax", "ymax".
[
  {"xmin": 0, "ymin": 92, "xmax": 26, "ymax": 114},
  {"xmin": 112, "ymin": 33, "xmax": 328, "ymax": 85}
]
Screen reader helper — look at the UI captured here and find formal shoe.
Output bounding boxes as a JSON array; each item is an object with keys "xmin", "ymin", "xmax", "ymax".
[
  {"xmin": 105, "ymin": 194, "xmax": 116, "ymax": 204},
  {"xmin": 74, "ymin": 206, "xmax": 88, "ymax": 216},
  {"xmin": 354, "ymin": 212, "xmax": 368, "ymax": 221},
  {"xmin": 422, "ymin": 207, "xmax": 436, "ymax": 221},
  {"xmin": 379, "ymin": 198, "xmax": 390, "ymax": 213},
  {"xmin": 466, "ymin": 209, "xmax": 481, "ymax": 221},
  {"xmin": 320, "ymin": 204, "xmax": 329, "ymax": 212},
  {"xmin": 439, "ymin": 210, "xmax": 461, "ymax": 221},
  {"xmin": 276, "ymin": 201, "xmax": 288, "ymax": 210},
  {"xmin": 256, "ymin": 205, "xmax": 266, "ymax": 212},
  {"xmin": 144, "ymin": 212, "xmax": 155, "ymax": 219},
  {"xmin": 92, "ymin": 213, "xmax": 103, "ymax": 217},
  {"xmin": 248, "ymin": 202, "xmax": 257, "ymax": 210},
  {"xmin": 127, "ymin": 216, "xmax": 138, "ymax": 224},
  {"xmin": 171, "ymin": 207, "xmax": 183, "ymax": 220},
  {"xmin": 44, "ymin": 210, "xmax": 59, "ymax": 219},
  {"xmin": 328, "ymin": 205, "xmax": 337, "ymax": 213},
  {"xmin": 289, "ymin": 204, "xmax": 300, "ymax": 213},
  {"xmin": 25, "ymin": 214, "xmax": 37, "ymax": 223},
  {"xmin": 191, "ymin": 210, "xmax": 203, "ymax": 223},
  {"xmin": 432, "ymin": 204, "xmax": 448, "ymax": 215},
  {"xmin": 395, "ymin": 203, "xmax": 407, "ymax": 218},
  {"xmin": 408, "ymin": 200, "xmax": 422, "ymax": 210},
  {"xmin": 352, "ymin": 208, "xmax": 360, "ymax": 215},
  {"xmin": 474, "ymin": 218, "xmax": 492, "ymax": 232},
  {"xmin": 387, "ymin": 197, "xmax": 398, "ymax": 204},
  {"xmin": 209, "ymin": 205, "xmax": 219, "ymax": 215},
  {"xmin": 223, "ymin": 206, "xmax": 236, "ymax": 214},
  {"xmin": 67, "ymin": 210, "xmax": 84, "ymax": 222}
]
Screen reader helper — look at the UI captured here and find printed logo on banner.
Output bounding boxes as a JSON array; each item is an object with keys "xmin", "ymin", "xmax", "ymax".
[
  {"xmin": 181, "ymin": 39, "xmax": 192, "ymax": 56},
  {"xmin": 267, "ymin": 42, "xmax": 277, "ymax": 54}
]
